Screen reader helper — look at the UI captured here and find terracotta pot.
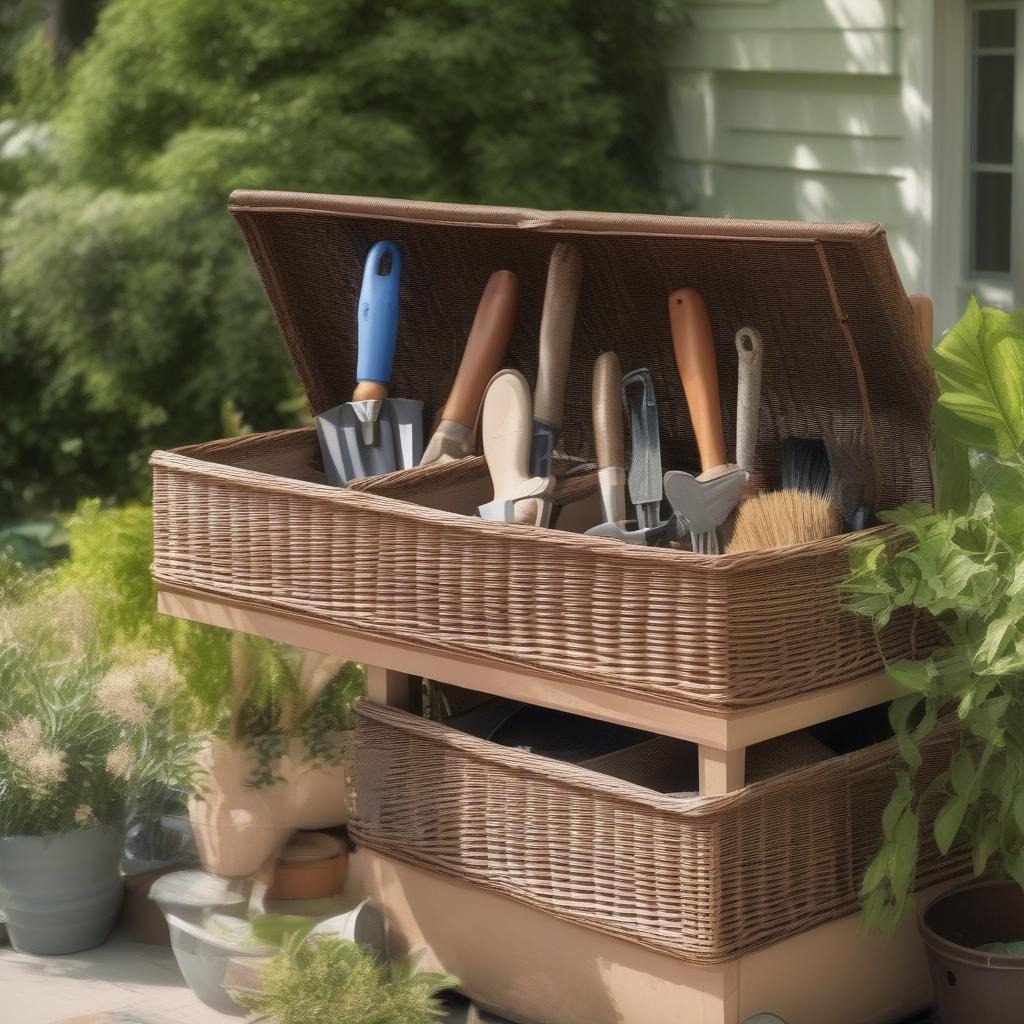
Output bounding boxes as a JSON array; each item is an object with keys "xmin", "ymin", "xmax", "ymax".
[
  {"xmin": 188, "ymin": 732, "xmax": 350, "ymax": 878},
  {"xmin": 267, "ymin": 833, "xmax": 349, "ymax": 900},
  {"xmin": 0, "ymin": 829, "xmax": 123, "ymax": 954}
]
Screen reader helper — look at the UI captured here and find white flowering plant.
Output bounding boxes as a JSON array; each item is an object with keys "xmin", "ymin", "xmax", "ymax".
[{"xmin": 0, "ymin": 585, "xmax": 200, "ymax": 838}]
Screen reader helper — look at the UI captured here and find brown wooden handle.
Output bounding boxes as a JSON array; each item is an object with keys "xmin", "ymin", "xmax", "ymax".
[
  {"xmin": 668, "ymin": 287, "xmax": 726, "ymax": 471},
  {"xmin": 535, "ymin": 243, "xmax": 581, "ymax": 427},
  {"xmin": 352, "ymin": 381, "xmax": 388, "ymax": 402},
  {"xmin": 592, "ymin": 351, "xmax": 624, "ymax": 470},
  {"xmin": 442, "ymin": 270, "xmax": 519, "ymax": 428},
  {"xmin": 909, "ymin": 293, "xmax": 933, "ymax": 354}
]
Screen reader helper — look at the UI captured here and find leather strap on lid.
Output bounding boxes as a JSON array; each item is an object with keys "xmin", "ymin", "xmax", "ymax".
[{"xmin": 815, "ymin": 242, "xmax": 880, "ymax": 510}]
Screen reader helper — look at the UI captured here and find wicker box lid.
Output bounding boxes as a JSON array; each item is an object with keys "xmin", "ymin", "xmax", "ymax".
[{"xmin": 229, "ymin": 191, "xmax": 935, "ymax": 511}]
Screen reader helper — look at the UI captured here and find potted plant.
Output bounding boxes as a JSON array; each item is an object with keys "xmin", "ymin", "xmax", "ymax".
[
  {"xmin": 845, "ymin": 299, "xmax": 1024, "ymax": 1021},
  {"xmin": 0, "ymin": 579, "xmax": 199, "ymax": 955},
  {"xmin": 50, "ymin": 501, "xmax": 365, "ymax": 878},
  {"xmin": 235, "ymin": 932, "xmax": 456, "ymax": 1024},
  {"xmin": 184, "ymin": 633, "xmax": 364, "ymax": 877}
]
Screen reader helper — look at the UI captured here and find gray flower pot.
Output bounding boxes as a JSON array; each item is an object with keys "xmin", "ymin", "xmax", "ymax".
[{"xmin": 0, "ymin": 829, "xmax": 123, "ymax": 954}]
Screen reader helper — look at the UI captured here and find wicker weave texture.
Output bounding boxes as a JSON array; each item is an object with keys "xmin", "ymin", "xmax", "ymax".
[
  {"xmin": 230, "ymin": 193, "xmax": 935, "ymax": 512},
  {"xmin": 349, "ymin": 701, "xmax": 971, "ymax": 964},
  {"xmin": 151, "ymin": 194, "xmax": 940, "ymax": 711},
  {"xmin": 151, "ymin": 428, "xmax": 938, "ymax": 711}
]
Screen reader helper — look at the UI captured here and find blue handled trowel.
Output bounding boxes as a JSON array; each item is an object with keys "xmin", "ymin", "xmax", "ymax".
[{"xmin": 316, "ymin": 241, "xmax": 424, "ymax": 485}]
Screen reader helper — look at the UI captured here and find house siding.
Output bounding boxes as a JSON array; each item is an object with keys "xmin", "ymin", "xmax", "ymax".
[{"xmin": 667, "ymin": 0, "xmax": 935, "ymax": 298}]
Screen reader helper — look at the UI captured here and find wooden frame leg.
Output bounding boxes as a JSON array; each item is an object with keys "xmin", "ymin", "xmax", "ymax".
[
  {"xmin": 702, "ymin": 961, "xmax": 740, "ymax": 1024},
  {"xmin": 698, "ymin": 746, "xmax": 745, "ymax": 796},
  {"xmin": 367, "ymin": 666, "xmax": 411, "ymax": 709}
]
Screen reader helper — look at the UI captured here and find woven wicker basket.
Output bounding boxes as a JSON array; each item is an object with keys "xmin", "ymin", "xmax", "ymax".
[
  {"xmin": 151, "ymin": 192, "xmax": 939, "ymax": 711},
  {"xmin": 350, "ymin": 700, "xmax": 969, "ymax": 964}
]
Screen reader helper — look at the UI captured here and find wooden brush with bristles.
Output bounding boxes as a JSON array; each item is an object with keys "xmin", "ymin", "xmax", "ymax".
[
  {"xmin": 726, "ymin": 489, "xmax": 842, "ymax": 553},
  {"xmin": 725, "ymin": 437, "xmax": 844, "ymax": 553}
]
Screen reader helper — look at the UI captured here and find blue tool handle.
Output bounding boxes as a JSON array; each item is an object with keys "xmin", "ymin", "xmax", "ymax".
[{"xmin": 356, "ymin": 241, "xmax": 401, "ymax": 385}]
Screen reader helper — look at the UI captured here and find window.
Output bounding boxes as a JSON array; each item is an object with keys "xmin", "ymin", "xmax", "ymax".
[{"xmin": 969, "ymin": 6, "xmax": 1017, "ymax": 276}]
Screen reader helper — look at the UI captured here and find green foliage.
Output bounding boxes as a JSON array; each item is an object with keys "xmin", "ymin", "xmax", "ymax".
[
  {"xmin": 0, "ymin": 580, "xmax": 200, "ymax": 837},
  {"xmin": 846, "ymin": 298, "xmax": 1024, "ymax": 930},
  {"xmin": 0, "ymin": 3, "xmax": 49, "ymax": 112},
  {"xmin": 49, "ymin": 500, "xmax": 365, "ymax": 788},
  {"xmin": 239, "ymin": 935, "xmax": 457, "ymax": 1024},
  {"xmin": 1, "ymin": 0, "xmax": 672, "ymax": 515},
  {"xmin": 0, "ymin": 516, "xmax": 68, "ymax": 570}
]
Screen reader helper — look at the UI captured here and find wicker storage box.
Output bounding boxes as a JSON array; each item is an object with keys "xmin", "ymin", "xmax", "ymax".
[
  {"xmin": 350, "ymin": 699, "xmax": 969, "ymax": 964},
  {"xmin": 151, "ymin": 192, "xmax": 939, "ymax": 711}
]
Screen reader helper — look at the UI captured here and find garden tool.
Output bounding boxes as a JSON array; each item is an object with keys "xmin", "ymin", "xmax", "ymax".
[
  {"xmin": 477, "ymin": 369, "xmax": 552, "ymax": 524},
  {"xmin": 734, "ymin": 327, "xmax": 764, "ymax": 479},
  {"xmin": 420, "ymin": 270, "xmax": 519, "ymax": 465},
  {"xmin": 590, "ymin": 351, "xmax": 626, "ymax": 525},
  {"xmin": 585, "ymin": 358, "xmax": 671, "ymax": 545},
  {"xmin": 663, "ymin": 287, "xmax": 747, "ymax": 554},
  {"xmin": 315, "ymin": 241, "xmax": 423, "ymax": 485},
  {"xmin": 726, "ymin": 437, "xmax": 843, "ymax": 553},
  {"xmin": 530, "ymin": 243, "xmax": 581, "ymax": 487}
]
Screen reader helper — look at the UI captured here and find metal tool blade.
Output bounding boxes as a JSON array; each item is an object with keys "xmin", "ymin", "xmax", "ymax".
[
  {"xmin": 316, "ymin": 397, "xmax": 424, "ymax": 485},
  {"xmin": 622, "ymin": 369, "xmax": 663, "ymax": 530},
  {"xmin": 663, "ymin": 467, "xmax": 747, "ymax": 554}
]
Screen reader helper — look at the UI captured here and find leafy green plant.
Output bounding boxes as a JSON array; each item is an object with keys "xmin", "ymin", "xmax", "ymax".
[
  {"xmin": 238, "ymin": 934, "xmax": 457, "ymax": 1024},
  {"xmin": 0, "ymin": 580, "xmax": 199, "ymax": 837},
  {"xmin": 0, "ymin": 516, "xmax": 68, "ymax": 570},
  {"xmin": 53, "ymin": 500, "xmax": 365, "ymax": 788},
  {"xmin": 846, "ymin": 298, "xmax": 1024, "ymax": 929},
  {"xmin": 0, "ymin": 0, "xmax": 675, "ymax": 516}
]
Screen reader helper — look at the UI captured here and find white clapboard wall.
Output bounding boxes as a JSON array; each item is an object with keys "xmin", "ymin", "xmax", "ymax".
[{"xmin": 666, "ymin": 0, "xmax": 934, "ymax": 297}]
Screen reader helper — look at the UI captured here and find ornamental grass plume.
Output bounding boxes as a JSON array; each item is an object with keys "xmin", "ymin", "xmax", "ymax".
[
  {"xmin": 96, "ymin": 666, "xmax": 150, "ymax": 726},
  {"xmin": 0, "ymin": 575, "xmax": 200, "ymax": 837},
  {"xmin": 105, "ymin": 742, "xmax": 135, "ymax": 781},
  {"xmin": 0, "ymin": 716, "xmax": 68, "ymax": 802}
]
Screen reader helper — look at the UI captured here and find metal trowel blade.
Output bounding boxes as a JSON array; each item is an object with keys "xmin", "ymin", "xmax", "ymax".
[{"xmin": 316, "ymin": 398, "xmax": 424, "ymax": 485}]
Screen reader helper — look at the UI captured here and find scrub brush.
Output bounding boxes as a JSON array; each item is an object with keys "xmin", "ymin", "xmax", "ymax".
[{"xmin": 726, "ymin": 436, "xmax": 842, "ymax": 553}]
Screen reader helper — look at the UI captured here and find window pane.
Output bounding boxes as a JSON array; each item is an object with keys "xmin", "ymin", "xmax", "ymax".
[
  {"xmin": 975, "ymin": 54, "xmax": 1016, "ymax": 164},
  {"xmin": 977, "ymin": 8, "xmax": 1016, "ymax": 49},
  {"xmin": 974, "ymin": 171, "xmax": 1013, "ymax": 273}
]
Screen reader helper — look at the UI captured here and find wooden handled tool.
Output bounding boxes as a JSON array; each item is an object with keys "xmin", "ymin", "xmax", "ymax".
[
  {"xmin": 420, "ymin": 270, "xmax": 519, "ymax": 465},
  {"xmin": 591, "ymin": 351, "xmax": 626, "ymax": 524},
  {"xmin": 669, "ymin": 287, "xmax": 727, "ymax": 473},
  {"xmin": 531, "ymin": 243, "xmax": 582, "ymax": 477},
  {"xmin": 477, "ymin": 370, "xmax": 552, "ymax": 524},
  {"xmin": 734, "ymin": 327, "xmax": 763, "ymax": 476},
  {"xmin": 664, "ymin": 288, "xmax": 746, "ymax": 554}
]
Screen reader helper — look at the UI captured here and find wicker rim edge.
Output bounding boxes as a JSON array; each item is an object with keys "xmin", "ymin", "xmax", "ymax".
[
  {"xmin": 353, "ymin": 699, "xmax": 955, "ymax": 820},
  {"xmin": 150, "ymin": 443, "xmax": 901, "ymax": 570},
  {"xmin": 228, "ymin": 190, "xmax": 883, "ymax": 242}
]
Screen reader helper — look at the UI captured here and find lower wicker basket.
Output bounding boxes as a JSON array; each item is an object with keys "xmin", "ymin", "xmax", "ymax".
[{"xmin": 349, "ymin": 700, "xmax": 970, "ymax": 964}]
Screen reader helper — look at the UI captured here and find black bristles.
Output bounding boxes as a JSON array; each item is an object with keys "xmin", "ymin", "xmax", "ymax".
[{"xmin": 780, "ymin": 437, "xmax": 832, "ymax": 498}]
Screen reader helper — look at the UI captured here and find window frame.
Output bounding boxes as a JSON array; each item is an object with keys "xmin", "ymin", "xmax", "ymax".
[{"xmin": 963, "ymin": 0, "xmax": 1022, "ymax": 307}]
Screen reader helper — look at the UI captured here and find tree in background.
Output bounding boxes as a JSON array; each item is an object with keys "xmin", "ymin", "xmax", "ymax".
[{"xmin": 0, "ymin": 0, "xmax": 674, "ymax": 517}]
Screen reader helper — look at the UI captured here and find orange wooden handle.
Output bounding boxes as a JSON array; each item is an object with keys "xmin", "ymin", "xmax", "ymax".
[
  {"xmin": 443, "ymin": 270, "xmax": 519, "ymax": 427},
  {"xmin": 668, "ymin": 287, "xmax": 727, "ymax": 471}
]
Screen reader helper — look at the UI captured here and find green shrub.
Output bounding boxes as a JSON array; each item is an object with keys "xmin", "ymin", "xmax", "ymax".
[
  {"xmin": 0, "ymin": 0, "xmax": 672, "ymax": 515},
  {"xmin": 53, "ymin": 500, "xmax": 365, "ymax": 786},
  {"xmin": 0, "ymin": 580, "xmax": 199, "ymax": 836},
  {"xmin": 239, "ymin": 936, "xmax": 456, "ymax": 1024},
  {"xmin": 846, "ymin": 299, "xmax": 1024, "ymax": 929}
]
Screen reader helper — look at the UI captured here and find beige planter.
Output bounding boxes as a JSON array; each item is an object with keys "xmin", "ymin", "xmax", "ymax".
[{"xmin": 188, "ymin": 732, "xmax": 350, "ymax": 877}]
